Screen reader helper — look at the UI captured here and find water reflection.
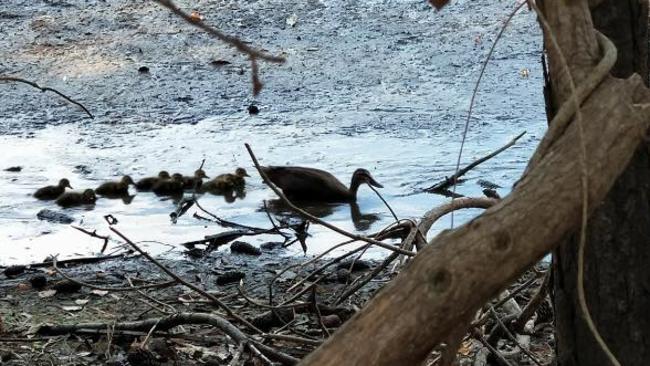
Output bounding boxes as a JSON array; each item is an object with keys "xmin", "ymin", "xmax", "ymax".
[{"xmin": 263, "ymin": 199, "xmax": 381, "ymax": 231}]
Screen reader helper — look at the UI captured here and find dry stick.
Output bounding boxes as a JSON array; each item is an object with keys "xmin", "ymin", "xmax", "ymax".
[
  {"xmin": 108, "ymin": 226, "xmax": 262, "ymax": 334},
  {"xmin": 448, "ymin": 1, "xmax": 526, "ymax": 229},
  {"xmin": 262, "ymin": 333, "xmax": 322, "ymax": 347},
  {"xmin": 36, "ymin": 313, "xmax": 299, "ymax": 365},
  {"xmin": 52, "ymin": 258, "xmax": 176, "ymax": 292},
  {"xmin": 244, "ymin": 143, "xmax": 415, "ymax": 257},
  {"xmin": 487, "ymin": 307, "xmax": 542, "ymax": 366},
  {"xmin": 473, "ymin": 274, "xmax": 541, "ymax": 328},
  {"xmin": 471, "ymin": 328, "xmax": 515, "ymax": 366},
  {"xmin": 426, "ymin": 131, "xmax": 526, "ymax": 193},
  {"xmin": 71, "ymin": 226, "xmax": 110, "ymax": 253},
  {"xmin": 513, "ymin": 270, "xmax": 550, "ymax": 332},
  {"xmin": 239, "ymin": 282, "xmax": 308, "ymax": 310},
  {"xmin": 0, "ymin": 76, "xmax": 94, "ymax": 118},
  {"xmin": 153, "ymin": 0, "xmax": 284, "ymax": 96},
  {"xmin": 528, "ymin": 2, "xmax": 621, "ymax": 365}
]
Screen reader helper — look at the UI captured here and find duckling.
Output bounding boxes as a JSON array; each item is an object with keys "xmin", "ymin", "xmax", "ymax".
[
  {"xmin": 201, "ymin": 168, "xmax": 249, "ymax": 193},
  {"xmin": 34, "ymin": 178, "xmax": 72, "ymax": 200},
  {"xmin": 135, "ymin": 171, "xmax": 170, "ymax": 191},
  {"xmin": 182, "ymin": 169, "xmax": 209, "ymax": 190},
  {"xmin": 153, "ymin": 173, "xmax": 185, "ymax": 196},
  {"xmin": 56, "ymin": 189, "xmax": 97, "ymax": 207},
  {"xmin": 95, "ymin": 176, "xmax": 135, "ymax": 196}
]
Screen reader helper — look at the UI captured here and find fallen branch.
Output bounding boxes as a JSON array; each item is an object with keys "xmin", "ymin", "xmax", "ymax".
[
  {"xmin": 36, "ymin": 312, "xmax": 299, "ymax": 365},
  {"xmin": 424, "ymin": 131, "xmax": 526, "ymax": 193},
  {"xmin": 0, "ymin": 76, "xmax": 94, "ymax": 118}
]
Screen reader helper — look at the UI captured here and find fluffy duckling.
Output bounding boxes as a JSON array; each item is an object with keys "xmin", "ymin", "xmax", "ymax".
[
  {"xmin": 202, "ymin": 168, "xmax": 249, "ymax": 193},
  {"xmin": 56, "ymin": 189, "xmax": 97, "ymax": 207},
  {"xmin": 182, "ymin": 169, "xmax": 209, "ymax": 190},
  {"xmin": 34, "ymin": 178, "xmax": 72, "ymax": 200},
  {"xmin": 95, "ymin": 176, "xmax": 135, "ymax": 196},
  {"xmin": 153, "ymin": 173, "xmax": 184, "ymax": 196},
  {"xmin": 135, "ymin": 171, "xmax": 170, "ymax": 191}
]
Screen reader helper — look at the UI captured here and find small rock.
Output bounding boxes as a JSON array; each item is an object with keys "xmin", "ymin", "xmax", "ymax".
[
  {"xmin": 251, "ymin": 309, "xmax": 294, "ymax": 331},
  {"xmin": 260, "ymin": 242, "xmax": 283, "ymax": 250},
  {"xmin": 482, "ymin": 188, "xmax": 501, "ymax": 199},
  {"xmin": 215, "ymin": 271, "xmax": 245, "ymax": 286},
  {"xmin": 210, "ymin": 59, "xmax": 231, "ymax": 66},
  {"xmin": 4, "ymin": 166, "xmax": 21, "ymax": 172},
  {"xmin": 336, "ymin": 259, "xmax": 371, "ymax": 272},
  {"xmin": 138, "ymin": 66, "xmax": 150, "ymax": 73},
  {"xmin": 230, "ymin": 241, "xmax": 261, "ymax": 256},
  {"xmin": 37, "ymin": 209, "xmax": 74, "ymax": 224},
  {"xmin": 29, "ymin": 275, "xmax": 47, "ymax": 289},
  {"xmin": 336, "ymin": 268, "xmax": 351, "ymax": 283},
  {"xmin": 247, "ymin": 104, "xmax": 260, "ymax": 115},
  {"xmin": 320, "ymin": 314, "xmax": 342, "ymax": 328},
  {"xmin": 52, "ymin": 279, "xmax": 82, "ymax": 294},
  {"xmin": 3, "ymin": 265, "xmax": 26, "ymax": 278}
]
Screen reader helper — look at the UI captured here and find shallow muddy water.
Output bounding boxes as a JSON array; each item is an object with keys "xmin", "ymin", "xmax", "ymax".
[{"xmin": 0, "ymin": 0, "xmax": 546, "ymax": 265}]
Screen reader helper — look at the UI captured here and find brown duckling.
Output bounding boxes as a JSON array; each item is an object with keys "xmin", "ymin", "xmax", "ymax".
[
  {"xmin": 153, "ymin": 173, "xmax": 185, "ymax": 196},
  {"xmin": 201, "ymin": 168, "xmax": 249, "ymax": 193},
  {"xmin": 95, "ymin": 176, "xmax": 135, "ymax": 196},
  {"xmin": 34, "ymin": 178, "xmax": 72, "ymax": 200},
  {"xmin": 260, "ymin": 166, "xmax": 383, "ymax": 202},
  {"xmin": 181, "ymin": 169, "xmax": 209, "ymax": 190},
  {"xmin": 56, "ymin": 189, "xmax": 97, "ymax": 207},
  {"xmin": 135, "ymin": 171, "xmax": 170, "ymax": 191}
]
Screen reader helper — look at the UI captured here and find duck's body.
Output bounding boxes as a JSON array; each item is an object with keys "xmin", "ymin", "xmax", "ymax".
[
  {"xmin": 182, "ymin": 169, "xmax": 209, "ymax": 190},
  {"xmin": 34, "ymin": 179, "xmax": 72, "ymax": 200},
  {"xmin": 95, "ymin": 176, "xmax": 135, "ymax": 196},
  {"xmin": 153, "ymin": 173, "xmax": 185, "ymax": 196},
  {"xmin": 202, "ymin": 168, "xmax": 249, "ymax": 193},
  {"xmin": 260, "ymin": 166, "xmax": 383, "ymax": 202},
  {"xmin": 56, "ymin": 189, "xmax": 97, "ymax": 207},
  {"xmin": 135, "ymin": 171, "xmax": 170, "ymax": 191}
]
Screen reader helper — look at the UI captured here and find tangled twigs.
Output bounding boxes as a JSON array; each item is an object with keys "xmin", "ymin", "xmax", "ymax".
[
  {"xmin": 153, "ymin": 0, "xmax": 285, "ymax": 96},
  {"xmin": 71, "ymin": 225, "xmax": 110, "ymax": 253},
  {"xmin": 244, "ymin": 143, "xmax": 415, "ymax": 256},
  {"xmin": 425, "ymin": 131, "xmax": 526, "ymax": 194},
  {"xmin": 0, "ymin": 76, "xmax": 94, "ymax": 118},
  {"xmin": 36, "ymin": 313, "xmax": 299, "ymax": 365},
  {"xmin": 108, "ymin": 226, "xmax": 262, "ymax": 333}
]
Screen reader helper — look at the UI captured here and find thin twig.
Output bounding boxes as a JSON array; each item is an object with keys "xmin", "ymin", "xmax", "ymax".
[
  {"xmin": 0, "ymin": 76, "xmax": 94, "ymax": 118},
  {"xmin": 71, "ymin": 226, "xmax": 110, "ymax": 253}
]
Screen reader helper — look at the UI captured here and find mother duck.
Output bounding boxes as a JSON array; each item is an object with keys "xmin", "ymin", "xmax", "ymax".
[{"xmin": 260, "ymin": 166, "xmax": 383, "ymax": 202}]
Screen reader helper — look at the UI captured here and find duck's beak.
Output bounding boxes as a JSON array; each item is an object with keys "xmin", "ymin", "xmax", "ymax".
[
  {"xmin": 67, "ymin": 183, "xmax": 73, "ymax": 189},
  {"xmin": 244, "ymin": 172, "xmax": 250, "ymax": 177},
  {"xmin": 367, "ymin": 174, "xmax": 383, "ymax": 188}
]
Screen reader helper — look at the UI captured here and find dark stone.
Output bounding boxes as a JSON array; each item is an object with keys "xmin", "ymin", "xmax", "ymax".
[
  {"xmin": 52, "ymin": 279, "xmax": 82, "ymax": 294},
  {"xmin": 260, "ymin": 241, "xmax": 283, "ymax": 250},
  {"xmin": 29, "ymin": 274, "xmax": 47, "ymax": 289},
  {"xmin": 3, "ymin": 265, "xmax": 26, "ymax": 278},
  {"xmin": 138, "ymin": 66, "xmax": 150, "ymax": 74},
  {"xmin": 210, "ymin": 59, "xmax": 231, "ymax": 66},
  {"xmin": 320, "ymin": 314, "xmax": 342, "ymax": 328},
  {"xmin": 251, "ymin": 309, "xmax": 294, "ymax": 332},
  {"xmin": 335, "ymin": 268, "xmax": 351, "ymax": 283},
  {"xmin": 230, "ymin": 241, "xmax": 261, "ymax": 256},
  {"xmin": 482, "ymin": 188, "xmax": 501, "ymax": 199},
  {"xmin": 215, "ymin": 271, "xmax": 245, "ymax": 286},
  {"xmin": 247, "ymin": 105, "xmax": 260, "ymax": 115},
  {"xmin": 336, "ymin": 259, "xmax": 371, "ymax": 272},
  {"xmin": 4, "ymin": 166, "xmax": 21, "ymax": 172},
  {"xmin": 37, "ymin": 209, "xmax": 75, "ymax": 224}
]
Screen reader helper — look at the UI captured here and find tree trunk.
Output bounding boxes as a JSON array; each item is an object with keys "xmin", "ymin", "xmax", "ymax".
[{"xmin": 553, "ymin": 1, "xmax": 650, "ymax": 365}]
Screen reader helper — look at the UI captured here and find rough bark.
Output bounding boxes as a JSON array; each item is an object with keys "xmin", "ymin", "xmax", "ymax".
[
  {"xmin": 554, "ymin": 1, "xmax": 650, "ymax": 365},
  {"xmin": 299, "ymin": 72, "xmax": 650, "ymax": 365}
]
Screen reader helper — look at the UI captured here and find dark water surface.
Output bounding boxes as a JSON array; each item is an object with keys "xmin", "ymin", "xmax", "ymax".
[{"xmin": 0, "ymin": 0, "xmax": 545, "ymax": 265}]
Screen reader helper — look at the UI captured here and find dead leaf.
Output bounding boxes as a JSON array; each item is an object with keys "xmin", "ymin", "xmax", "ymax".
[
  {"xmin": 428, "ymin": 0, "xmax": 450, "ymax": 10},
  {"xmin": 62, "ymin": 305, "xmax": 83, "ymax": 312},
  {"xmin": 286, "ymin": 13, "xmax": 298, "ymax": 27},
  {"xmin": 16, "ymin": 283, "xmax": 30, "ymax": 292},
  {"xmin": 189, "ymin": 11, "xmax": 204, "ymax": 23},
  {"xmin": 75, "ymin": 299, "xmax": 90, "ymax": 306},
  {"xmin": 458, "ymin": 340, "xmax": 472, "ymax": 356},
  {"xmin": 91, "ymin": 289, "xmax": 108, "ymax": 297},
  {"xmin": 38, "ymin": 289, "xmax": 56, "ymax": 298}
]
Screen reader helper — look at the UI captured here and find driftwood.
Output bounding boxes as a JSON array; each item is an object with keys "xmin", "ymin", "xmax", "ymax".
[{"xmin": 299, "ymin": 27, "xmax": 650, "ymax": 366}]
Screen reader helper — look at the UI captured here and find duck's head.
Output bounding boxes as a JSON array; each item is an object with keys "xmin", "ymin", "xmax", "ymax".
[
  {"xmin": 172, "ymin": 173, "xmax": 184, "ymax": 181},
  {"xmin": 59, "ymin": 178, "xmax": 73, "ymax": 189},
  {"xmin": 352, "ymin": 168, "xmax": 383, "ymax": 189},
  {"xmin": 235, "ymin": 168, "xmax": 250, "ymax": 178},
  {"xmin": 195, "ymin": 169, "xmax": 209, "ymax": 179},
  {"xmin": 122, "ymin": 175, "xmax": 135, "ymax": 185},
  {"xmin": 83, "ymin": 189, "xmax": 97, "ymax": 202},
  {"xmin": 158, "ymin": 171, "xmax": 170, "ymax": 179}
]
